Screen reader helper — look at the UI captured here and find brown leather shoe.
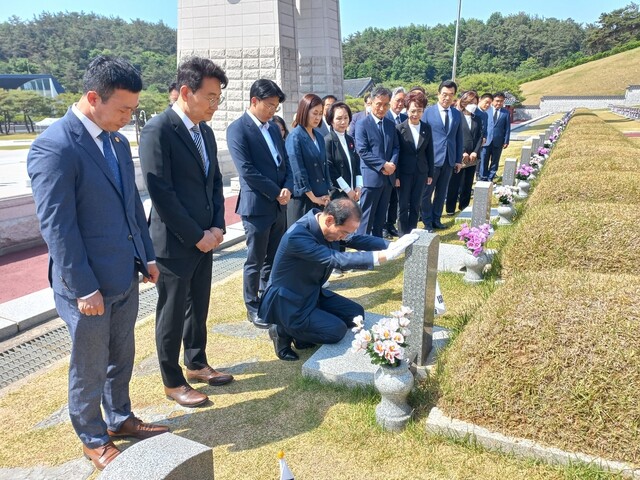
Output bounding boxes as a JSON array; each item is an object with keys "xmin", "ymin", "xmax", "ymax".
[
  {"xmin": 164, "ymin": 384, "xmax": 208, "ymax": 407},
  {"xmin": 186, "ymin": 365, "xmax": 234, "ymax": 386},
  {"xmin": 83, "ymin": 441, "xmax": 120, "ymax": 471},
  {"xmin": 107, "ymin": 415, "xmax": 169, "ymax": 440}
]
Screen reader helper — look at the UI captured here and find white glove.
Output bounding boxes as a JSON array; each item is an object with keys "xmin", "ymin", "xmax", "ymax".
[{"xmin": 382, "ymin": 233, "xmax": 419, "ymax": 260}]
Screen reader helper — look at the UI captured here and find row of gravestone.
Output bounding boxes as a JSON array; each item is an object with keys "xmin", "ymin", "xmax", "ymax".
[{"xmin": 609, "ymin": 104, "xmax": 640, "ymax": 120}]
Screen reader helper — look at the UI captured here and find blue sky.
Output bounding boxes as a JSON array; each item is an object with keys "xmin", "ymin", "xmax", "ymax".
[{"xmin": 0, "ymin": 1, "xmax": 630, "ymax": 37}]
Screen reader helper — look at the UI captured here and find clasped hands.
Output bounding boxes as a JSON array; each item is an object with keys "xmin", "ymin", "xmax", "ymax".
[
  {"xmin": 381, "ymin": 162, "xmax": 396, "ymax": 176},
  {"xmin": 196, "ymin": 227, "xmax": 224, "ymax": 253},
  {"xmin": 379, "ymin": 232, "xmax": 419, "ymax": 262}
]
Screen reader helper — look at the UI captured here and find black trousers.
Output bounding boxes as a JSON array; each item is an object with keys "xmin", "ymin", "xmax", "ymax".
[
  {"xmin": 155, "ymin": 252, "xmax": 212, "ymax": 388},
  {"xmin": 385, "ymin": 186, "xmax": 399, "ymax": 227},
  {"xmin": 446, "ymin": 164, "xmax": 477, "ymax": 214},
  {"xmin": 280, "ymin": 292, "xmax": 364, "ymax": 345},
  {"xmin": 242, "ymin": 211, "xmax": 287, "ymax": 314},
  {"xmin": 357, "ymin": 181, "xmax": 393, "ymax": 237},
  {"xmin": 398, "ymin": 172, "xmax": 427, "ymax": 235}
]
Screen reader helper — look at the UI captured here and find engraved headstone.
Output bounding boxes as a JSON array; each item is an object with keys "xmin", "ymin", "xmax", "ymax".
[
  {"xmin": 520, "ymin": 145, "xmax": 532, "ymax": 166},
  {"xmin": 502, "ymin": 158, "xmax": 518, "ymax": 187},
  {"xmin": 470, "ymin": 181, "xmax": 494, "ymax": 228},
  {"xmin": 530, "ymin": 137, "xmax": 540, "ymax": 159}
]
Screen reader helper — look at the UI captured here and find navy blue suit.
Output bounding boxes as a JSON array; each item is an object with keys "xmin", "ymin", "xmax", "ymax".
[
  {"xmin": 355, "ymin": 113, "xmax": 400, "ymax": 236},
  {"xmin": 384, "ymin": 111, "xmax": 408, "ymax": 230},
  {"xmin": 446, "ymin": 112, "xmax": 483, "ymax": 214},
  {"xmin": 28, "ymin": 108, "xmax": 155, "ymax": 448},
  {"xmin": 479, "ymin": 106, "xmax": 511, "ymax": 181},
  {"xmin": 421, "ymin": 104, "xmax": 464, "ymax": 227},
  {"xmin": 348, "ymin": 110, "xmax": 367, "ymax": 138},
  {"xmin": 396, "ymin": 119, "xmax": 434, "ymax": 235},
  {"xmin": 259, "ymin": 209, "xmax": 387, "ymax": 344},
  {"xmin": 227, "ymin": 111, "xmax": 293, "ymax": 316},
  {"xmin": 286, "ymin": 125, "xmax": 331, "ymax": 226}
]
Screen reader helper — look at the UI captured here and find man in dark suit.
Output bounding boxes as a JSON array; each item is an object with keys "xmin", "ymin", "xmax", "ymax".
[
  {"xmin": 140, "ymin": 57, "xmax": 233, "ymax": 409},
  {"xmin": 421, "ymin": 80, "xmax": 464, "ymax": 230},
  {"xmin": 383, "ymin": 87, "xmax": 408, "ymax": 238},
  {"xmin": 28, "ymin": 56, "xmax": 168, "ymax": 471},
  {"xmin": 317, "ymin": 94, "xmax": 337, "ymax": 137},
  {"xmin": 259, "ymin": 198, "xmax": 418, "ymax": 360},
  {"xmin": 227, "ymin": 79, "xmax": 292, "ymax": 329},
  {"xmin": 347, "ymin": 93, "xmax": 371, "ymax": 137},
  {"xmin": 355, "ymin": 87, "xmax": 400, "ymax": 237},
  {"xmin": 479, "ymin": 92, "xmax": 511, "ymax": 181}
]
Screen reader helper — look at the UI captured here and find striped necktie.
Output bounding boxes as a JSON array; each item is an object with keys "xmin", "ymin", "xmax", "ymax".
[
  {"xmin": 191, "ymin": 125, "xmax": 207, "ymax": 174},
  {"xmin": 98, "ymin": 131, "xmax": 123, "ymax": 194}
]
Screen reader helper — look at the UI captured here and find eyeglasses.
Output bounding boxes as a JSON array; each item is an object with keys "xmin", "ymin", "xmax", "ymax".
[
  {"xmin": 206, "ymin": 95, "xmax": 225, "ymax": 106},
  {"xmin": 261, "ymin": 100, "xmax": 281, "ymax": 113}
]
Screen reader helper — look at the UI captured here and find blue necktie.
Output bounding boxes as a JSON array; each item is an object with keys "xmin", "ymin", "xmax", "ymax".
[
  {"xmin": 98, "ymin": 131, "xmax": 123, "ymax": 194},
  {"xmin": 191, "ymin": 125, "xmax": 208, "ymax": 175},
  {"xmin": 378, "ymin": 120, "xmax": 385, "ymax": 150},
  {"xmin": 444, "ymin": 109, "xmax": 450, "ymax": 133}
]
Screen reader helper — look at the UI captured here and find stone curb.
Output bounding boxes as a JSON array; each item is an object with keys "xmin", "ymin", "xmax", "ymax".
[{"xmin": 425, "ymin": 407, "xmax": 640, "ymax": 478}]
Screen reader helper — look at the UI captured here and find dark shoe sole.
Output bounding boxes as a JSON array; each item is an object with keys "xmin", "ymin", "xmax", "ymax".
[
  {"xmin": 186, "ymin": 376, "xmax": 234, "ymax": 386},
  {"xmin": 165, "ymin": 395, "xmax": 208, "ymax": 408}
]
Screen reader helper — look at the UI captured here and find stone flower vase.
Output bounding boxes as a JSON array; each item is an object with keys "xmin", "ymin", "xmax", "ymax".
[
  {"xmin": 497, "ymin": 203, "xmax": 515, "ymax": 225},
  {"xmin": 517, "ymin": 179, "xmax": 530, "ymax": 198},
  {"xmin": 463, "ymin": 251, "xmax": 490, "ymax": 283},
  {"xmin": 374, "ymin": 360, "xmax": 414, "ymax": 431}
]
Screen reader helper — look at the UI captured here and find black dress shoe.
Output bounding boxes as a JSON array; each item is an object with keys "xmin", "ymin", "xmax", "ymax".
[
  {"xmin": 432, "ymin": 221, "xmax": 447, "ymax": 229},
  {"xmin": 386, "ymin": 225, "xmax": 399, "ymax": 237},
  {"xmin": 292, "ymin": 339, "xmax": 315, "ymax": 350},
  {"xmin": 247, "ymin": 311, "xmax": 270, "ymax": 330},
  {"xmin": 382, "ymin": 229, "xmax": 393, "ymax": 240},
  {"xmin": 268, "ymin": 325, "xmax": 299, "ymax": 361}
]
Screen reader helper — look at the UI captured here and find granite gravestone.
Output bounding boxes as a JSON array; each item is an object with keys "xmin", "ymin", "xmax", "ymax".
[
  {"xmin": 530, "ymin": 137, "xmax": 540, "ymax": 158},
  {"xmin": 519, "ymin": 145, "xmax": 532, "ymax": 167},
  {"xmin": 502, "ymin": 158, "xmax": 518, "ymax": 187},
  {"xmin": 471, "ymin": 181, "xmax": 493, "ymax": 228},
  {"xmin": 402, "ymin": 230, "xmax": 440, "ymax": 366}
]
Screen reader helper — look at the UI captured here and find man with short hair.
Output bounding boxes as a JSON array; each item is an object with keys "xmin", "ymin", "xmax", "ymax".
[
  {"xmin": 317, "ymin": 94, "xmax": 337, "ymax": 137},
  {"xmin": 259, "ymin": 198, "xmax": 418, "ymax": 360},
  {"xmin": 348, "ymin": 93, "xmax": 371, "ymax": 137},
  {"xmin": 421, "ymin": 79, "xmax": 464, "ymax": 230},
  {"xmin": 227, "ymin": 79, "xmax": 292, "ymax": 329},
  {"xmin": 355, "ymin": 86, "xmax": 400, "ymax": 237},
  {"xmin": 479, "ymin": 92, "xmax": 510, "ymax": 181},
  {"xmin": 140, "ymin": 57, "xmax": 233, "ymax": 409},
  {"xmin": 383, "ymin": 86, "xmax": 408, "ymax": 238},
  {"xmin": 168, "ymin": 82, "xmax": 179, "ymax": 106},
  {"xmin": 28, "ymin": 55, "xmax": 168, "ymax": 471}
]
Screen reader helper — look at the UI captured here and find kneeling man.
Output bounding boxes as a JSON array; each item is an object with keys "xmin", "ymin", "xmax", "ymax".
[{"xmin": 259, "ymin": 198, "xmax": 417, "ymax": 360}]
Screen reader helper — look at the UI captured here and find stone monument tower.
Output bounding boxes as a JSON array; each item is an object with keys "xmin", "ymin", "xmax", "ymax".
[{"xmin": 177, "ymin": 0, "xmax": 344, "ymax": 149}]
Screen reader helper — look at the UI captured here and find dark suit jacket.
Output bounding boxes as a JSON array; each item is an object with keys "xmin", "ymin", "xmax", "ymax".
[
  {"xmin": 227, "ymin": 112, "xmax": 292, "ymax": 224},
  {"xmin": 139, "ymin": 107, "xmax": 225, "ymax": 259},
  {"xmin": 28, "ymin": 109, "xmax": 154, "ymax": 298},
  {"xmin": 316, "ymin": 119, "xmax": 330, "ymax": 137},
  {"xmin": 348, "ymin": 110, "xmax": 366, "ymax": 137},
  {"xmin": 258, "ymin": 209, "xmax": 387, "ymax": 330},
  {"xmin": 475, "ymin": 108, "xmax": 489, "ymax": 143},
  {"xmin": 325, "ymin": 130, "xmax": 361, "ymax": 193},
  {"xmin": 396, "ymin": 119, "xmax": 434, "ymax": 177},
  {"xmin": 460, "ymin": 113, "xmax": 483, "ymax": 158},
  {"xmin": 487, "ymin": 106, "xmax": 511, "ymax": 146},
  {"xmin": 421, "ymin": 105, "xmax": 464, "ymax": 167},
  {"xmin": 285, "ymin": 125, "xmax": 330, "ymax": 198},
  {"xmin": 355, "ymin": 114, "xmax": 400, "ymax": 187},
  {"xmin": 386, "ymin": 110, "xmax": 408, "ymax": 125}
]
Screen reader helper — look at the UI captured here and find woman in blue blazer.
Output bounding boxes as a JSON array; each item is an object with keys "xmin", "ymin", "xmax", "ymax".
[
  {"xmin": 446, "ymin": 90, "xmax": 484, "ymax": 215},
  {"xmin": 286, "ymin": 93, "xmax": 331, "ymax": 226},
  {"xmin": 396, "ymin": 91, "xmax": 434, "ymax": 236}
]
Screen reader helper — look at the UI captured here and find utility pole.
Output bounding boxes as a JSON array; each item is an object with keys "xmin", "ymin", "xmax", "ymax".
[{"xmin": 451, "ymin": 0, "xmax": 462, "ymax": 80}]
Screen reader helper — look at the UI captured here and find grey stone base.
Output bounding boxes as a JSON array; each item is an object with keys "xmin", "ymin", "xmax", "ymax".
[
  {"xmin": 302, "ymin": 312, "xmax": 450, "ymax": 388},
  {"xmin": 426, "ymin": 407, "xmax": 640, "ymax": 478},
  {"xmin": 455, "ymin": 206, "xmax": 499, "ymax": 223},
  {"xmin": 437, "ymin": 243, "xmax": 467, "ymax": 273}
]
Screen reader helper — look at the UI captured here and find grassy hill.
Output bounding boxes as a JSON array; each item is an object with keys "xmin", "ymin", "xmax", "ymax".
[{"xmin": 521, "ymin": 47, "xmax": 640, "ymax": 105}]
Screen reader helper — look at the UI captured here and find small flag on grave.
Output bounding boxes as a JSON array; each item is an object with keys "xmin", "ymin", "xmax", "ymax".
[{"xmin": 278, "ymin": 450, "xmax": 294, "ymax": 480}]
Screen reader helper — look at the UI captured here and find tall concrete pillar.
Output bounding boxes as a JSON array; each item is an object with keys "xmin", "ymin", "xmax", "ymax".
[{"xmin": 177, "ymin": 0, "xmax": 343, "ymax": 148}]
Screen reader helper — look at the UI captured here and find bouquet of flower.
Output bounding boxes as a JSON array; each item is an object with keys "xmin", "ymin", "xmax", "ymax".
[
  {"xmin": 529, "ymin": 156, "xmax": 541, "ymax": 170},
  {"xmin": 515, "ymin": 164, "xmax": 534, "ymax": 181},
  {"xmin": 537, "ymin": 146, "xmax": 550, "ymax": 157},
  {"xmin": 351, "ymin": 307, "xmax": 411, "ymax": 367},
  {"xmin": 493, "ymin": 186, "xmax": 515, "ymax": 205},
  {"xmin": 457, "ymin": 222, "xmax": 491, "ymax": 257}
]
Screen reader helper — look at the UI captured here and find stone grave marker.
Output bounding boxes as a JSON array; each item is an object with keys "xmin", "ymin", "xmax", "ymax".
[
  {"xmin": 502, "ymin": 158, "xmax": 518, "ymax": 186},
  {"xmin": 402, "ymin": 231, "xmax": 440, "ymax": 366},
  {"xmin": 471, "ymin": 181, "xmax": 493, "ymax": 228},
  {"xmin": 538, "ymin": 133, "xmax": 546, "ymax": 149},
  {"xmin": 519, "ymin": 145, "xmax": 532, "ymax": 166},
  {"xmin": 530, "ymin": 137, "xmax": 540, "ymax": 159}
]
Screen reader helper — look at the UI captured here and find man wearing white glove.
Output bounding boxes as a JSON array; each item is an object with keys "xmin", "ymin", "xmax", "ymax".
[{"xmin": 259, "ymin": 198, "xmax": 418, "ymax": 361}]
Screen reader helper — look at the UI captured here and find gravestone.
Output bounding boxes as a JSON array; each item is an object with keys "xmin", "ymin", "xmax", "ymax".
[
  {"xmin": 502, "ymin": 158, "xmax": 518, "ymax": 186},
  {"xmin": 402, "ymin": 231, "xmax": 440, "ymax": 366},
  {"xmin": 470, "ymin": 181, "xmax": 493, "ymax": 228},
  {"xmin": 530, "ymin": 137, "xmax": 540, "ymax": 159},
  {"xmin": 538, "ymin": 133, "xmax": 546, "ymax": 148},
  {"xmin": 519, "ymin": 145, "xmax": 532, "ymax": 166},
  {"xmin": 99, "ymin": 433, "xmax": 213, "ymax": 480}
]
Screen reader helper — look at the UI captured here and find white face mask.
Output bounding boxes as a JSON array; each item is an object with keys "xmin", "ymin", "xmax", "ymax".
[{"xmin": 465, "ymin": 103, "xmax": 478, "ymax": 114}]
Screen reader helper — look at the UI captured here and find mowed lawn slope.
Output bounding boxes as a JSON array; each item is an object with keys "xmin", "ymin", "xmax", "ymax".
[{"xmin": 521, "ymin": 47, "xmax": 640, "ymax": 105}]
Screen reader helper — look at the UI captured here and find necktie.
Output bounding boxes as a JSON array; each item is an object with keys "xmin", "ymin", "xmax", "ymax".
[
  {"xmin": 98, "ymin": 131, "xmax": 123, "ymax": 194},
  {"xmin": 443, "ymin": 109, "xmax": 449, "ymax": 133},
  {"xmin": 191, "ymin": 125, "xmax": 207, "ymax": 174},
  {"xmin": 493, "ymin": 109, "xmax": 499, "ymax": 123},
  {"xmin": 378, "ymin": 120, "xmax": 385, "ymax": 149},
  {"xmin": 395, "ymin": 115, "xmax": 402, "ymax": 125}
]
